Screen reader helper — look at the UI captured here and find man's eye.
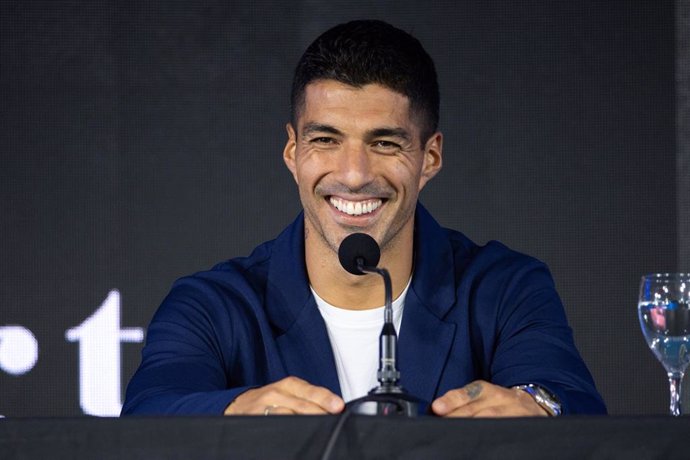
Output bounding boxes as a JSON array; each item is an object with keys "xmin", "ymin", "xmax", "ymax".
[
  {"xmin": 311, "ymin": 137, "xmax": 336, "ymax": 145},
  {"xmin": 373, "ymin": 140, "xmax": 400, "ymax": 150}
]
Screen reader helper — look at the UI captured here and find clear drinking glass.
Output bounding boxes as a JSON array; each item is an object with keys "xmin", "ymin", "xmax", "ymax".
[{"xmin": 638, "ymin": 273, "xmax": 690, "ymax": 416}]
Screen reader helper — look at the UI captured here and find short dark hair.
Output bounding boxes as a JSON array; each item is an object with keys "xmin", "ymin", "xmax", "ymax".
[{"xmin": 290, "ymin": 20, "xmax": 440, "ymax": 142}]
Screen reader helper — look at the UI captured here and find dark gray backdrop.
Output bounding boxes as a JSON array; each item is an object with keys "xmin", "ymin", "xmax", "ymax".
[{"xmin": 0, "ymin": 0, "xmax": 685, "ymax": 416}]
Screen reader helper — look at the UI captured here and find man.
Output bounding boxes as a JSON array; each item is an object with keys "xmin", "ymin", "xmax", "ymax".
[{"xmin": 122, "ymin": 20, "xmax": 606, "ymax": 417}]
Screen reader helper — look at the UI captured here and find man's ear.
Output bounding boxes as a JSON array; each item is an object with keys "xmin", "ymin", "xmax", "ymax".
[
  {"xmin": 419, "ymin": 131, "xmax": 443, "ymax": 190},
  {"xmin": 283, "ymin": 123, "xmax": 298, "ymax": 183}
]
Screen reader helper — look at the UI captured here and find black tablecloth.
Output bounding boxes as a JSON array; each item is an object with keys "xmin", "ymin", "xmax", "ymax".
[{"xmin": 1, "ymin": 415, "xmax": 687, "ymax": 459}]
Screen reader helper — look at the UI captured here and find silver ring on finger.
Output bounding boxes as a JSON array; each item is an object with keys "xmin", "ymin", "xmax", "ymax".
[{"xmin": 264, "ymin": 404, "xmax": 280, "ymax": 416}]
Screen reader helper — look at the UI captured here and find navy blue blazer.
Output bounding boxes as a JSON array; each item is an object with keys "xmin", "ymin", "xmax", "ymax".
[{"xmin": 122, "ymin": 204, "xmax": 606, "ymax": 415}]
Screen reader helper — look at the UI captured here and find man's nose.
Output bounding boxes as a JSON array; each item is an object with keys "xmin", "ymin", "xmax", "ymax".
[{"xmin": 335, "ymin": 142, "xmax": 374, "ymax": 190}]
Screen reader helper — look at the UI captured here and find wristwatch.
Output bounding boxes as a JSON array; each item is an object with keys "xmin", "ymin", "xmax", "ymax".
[{"xmin": 513, "ymin": 384, "xmax": 562, "ymax": 416}]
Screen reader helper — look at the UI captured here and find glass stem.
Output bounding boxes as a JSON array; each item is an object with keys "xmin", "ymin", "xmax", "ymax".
[{"xmin": 668, "ymin": 372, "xmax": 684, "ymax": 416}]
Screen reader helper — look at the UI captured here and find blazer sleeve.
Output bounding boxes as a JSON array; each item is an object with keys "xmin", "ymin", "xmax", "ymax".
[
  {"xmin": 121, "ymin": 275, "xmax": 262, "ymax": 416},
  {"xmin": 474, "ymin": 251, "xmax": 607, "ymax": 415}
]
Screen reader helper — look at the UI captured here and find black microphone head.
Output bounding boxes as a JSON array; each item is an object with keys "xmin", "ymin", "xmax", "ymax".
[{"xmin": 338, "ymin": 233, "xmax": 381, "ymax": 275}]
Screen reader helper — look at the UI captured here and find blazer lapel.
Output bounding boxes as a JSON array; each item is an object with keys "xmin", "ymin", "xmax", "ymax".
[
  {"xmin": 397, "ymin": 204, "xmax": 460, "ymax": 405},
  {"xmin": 398, "ymin": 288, "xmax": 456, "ymax": 405},
  {"xmin": 275, "ymin": 297, "xmax": 341, "ymax": 396},
  {"xmin": 263, "ymin": 212, "xmax": 341, "ymax": 396}
]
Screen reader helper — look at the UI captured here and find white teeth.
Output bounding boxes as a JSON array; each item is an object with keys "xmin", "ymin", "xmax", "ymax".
[{"xmin": 329, "ymin": 197, "xmax": 382, "ymax": 216}]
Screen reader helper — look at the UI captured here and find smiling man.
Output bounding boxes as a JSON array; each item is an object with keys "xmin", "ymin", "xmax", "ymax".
[
  {"xmin": 285, "ymin": 79, "xmax": 441, "ymax": 313},
  {"xmin": 122, "ymin": 20, "xmax": 606, "ymax": 417}
]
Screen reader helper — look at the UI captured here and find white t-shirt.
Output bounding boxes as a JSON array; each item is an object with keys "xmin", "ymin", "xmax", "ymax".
[{"xmin": 312, "ymin": 280, "xmax": 409, "ymax": 402}]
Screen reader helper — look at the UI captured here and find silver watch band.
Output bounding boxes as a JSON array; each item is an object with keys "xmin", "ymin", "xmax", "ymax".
[{"xmin": 513, "ymin": 384, "xmax": 562, "ymax": 416}]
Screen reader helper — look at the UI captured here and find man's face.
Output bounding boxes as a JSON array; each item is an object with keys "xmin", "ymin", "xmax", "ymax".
[{"xmin": 283, "ymin": 79, "xmax": 442, "ymax": 257}]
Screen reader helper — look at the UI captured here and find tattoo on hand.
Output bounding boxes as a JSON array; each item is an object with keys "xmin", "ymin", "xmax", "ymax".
[{"xmin": 465, "ymin": 382, "xmax": 483, "ymax": 400}]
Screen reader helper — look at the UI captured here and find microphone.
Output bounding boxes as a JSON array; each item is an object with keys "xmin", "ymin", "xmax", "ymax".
[
  {"xmin": 337, "ymin": 233, "xmax": 380, "ymax": 275},
  {"xmin": 337, "ymin": 233, "xmax": 422, "ymax": 416}
]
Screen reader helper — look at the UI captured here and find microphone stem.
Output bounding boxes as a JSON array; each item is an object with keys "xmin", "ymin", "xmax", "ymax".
[
  {"xmin": 356, "ymin": 262, "xmax": 393, "ymax": 319},
  {"xmin": 357, "ymin": 259, "xmax": 399, "ymax": 386}
]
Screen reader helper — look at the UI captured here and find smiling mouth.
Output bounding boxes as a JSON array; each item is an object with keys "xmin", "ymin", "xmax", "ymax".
[{"xmin": 329, "ymin": 197, "xmax": 383, "ymax": 216}]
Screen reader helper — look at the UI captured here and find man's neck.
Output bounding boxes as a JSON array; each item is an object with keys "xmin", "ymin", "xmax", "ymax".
[{"xmin": 305, "ymin": 226, "xmax": 414, "ymax": 310}]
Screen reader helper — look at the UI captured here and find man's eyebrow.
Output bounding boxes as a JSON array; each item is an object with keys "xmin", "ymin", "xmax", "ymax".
[
  {"xmin": 301, "ymin": 123, "xmax": 343, "ymax": 137},
  {"xmin": 300, "ymin": 124, "xmax": 412, "ymax": 142},
  {"xmin": 366, "ymin": 127, "xmax": 412, "ymax": 142}
]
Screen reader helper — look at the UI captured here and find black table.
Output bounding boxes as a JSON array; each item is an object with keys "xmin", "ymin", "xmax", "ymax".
[{"xmin": 1, "ymin": 415, "xmax": 687, "ymax": 459}]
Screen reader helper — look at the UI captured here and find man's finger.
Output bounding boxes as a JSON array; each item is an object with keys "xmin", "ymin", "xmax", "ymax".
[
  {"xmin": 281, "ymin": 376, "xmax": 344, "ymax": 413},
  {"xmin": 258, "ymin": 389, "xmax": 333, "ymax": 415},
  {"xmin": 225, "ymin": 376, "xmax": 344, "ymax": 415},
  {"xmin": 431, "ymin": 381, "xmax": 485, "ymax": 415}
]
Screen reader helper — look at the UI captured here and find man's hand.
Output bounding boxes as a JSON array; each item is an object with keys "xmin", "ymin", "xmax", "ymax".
[
  {"xmin": 431, "ymin": 380, "xmax": 549, "ymax": 418},
  {"xmin": 224, "ymin": 376, "xmax": 345, "ymax": 415}
]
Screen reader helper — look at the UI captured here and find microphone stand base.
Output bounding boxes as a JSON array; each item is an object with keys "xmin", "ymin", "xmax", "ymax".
[{"xmin": 346, "ymin": 386, "xmax": 424, "ymax": 416}]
